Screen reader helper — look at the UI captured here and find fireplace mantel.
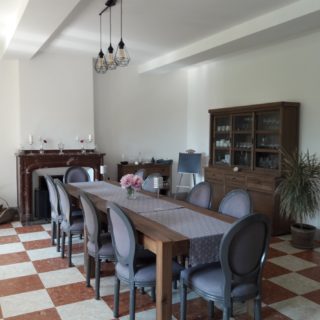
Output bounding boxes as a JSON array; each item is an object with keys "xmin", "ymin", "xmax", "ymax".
[{"xmin": 16, "ymin": 150, "xmax": 105, "ymax": 223}]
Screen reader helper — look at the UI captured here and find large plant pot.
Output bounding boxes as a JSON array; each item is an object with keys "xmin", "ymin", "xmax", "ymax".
[{"xmin": 291, "ymin": 223, "xmax": 316, "ymax": 249}]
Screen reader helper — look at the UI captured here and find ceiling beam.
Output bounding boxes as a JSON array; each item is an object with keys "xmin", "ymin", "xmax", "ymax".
[
  {"xmin": 1, "ymin": 0, "xmax": 82, "ymax": 60},
  {"xmin": 138, "ymin": 0, "xmax": 320, "ymax": 73}
]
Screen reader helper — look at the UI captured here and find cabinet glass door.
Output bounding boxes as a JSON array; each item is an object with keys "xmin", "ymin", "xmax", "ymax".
[
  {"xmin": 255, "ymin": 111, "xmax": 280, "ymax": 170},
  {"xmin": 214, "ymin": 116, "xmax": 231, "ymax": 165},
  {"xmin": 233, "ymin": 114, "xmax": 252, "ymax": 167}
]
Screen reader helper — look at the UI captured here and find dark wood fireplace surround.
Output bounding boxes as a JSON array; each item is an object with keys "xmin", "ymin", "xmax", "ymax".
[{"xmin": 16, "ymin": 150, "xmax": 105, "ymax": 224}]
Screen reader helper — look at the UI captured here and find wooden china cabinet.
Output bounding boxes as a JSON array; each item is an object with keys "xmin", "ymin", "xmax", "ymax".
[{"xmin": 204, "ymin": 101, "xmax": 300, "ymax": 235}]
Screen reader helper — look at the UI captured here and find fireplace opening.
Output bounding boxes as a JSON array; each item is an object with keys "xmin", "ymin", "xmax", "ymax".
[
  {"xmin": 31, "ymin": 167, "xmax": 94, "ymax": 221},
  {"xmin": 34, "ymin": 175, "xmax": 64, "ymax": 221}
]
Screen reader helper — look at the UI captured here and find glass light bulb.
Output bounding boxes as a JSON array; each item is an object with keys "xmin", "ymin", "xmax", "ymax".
[
  {"xmin": 94, "ymin": 50, "xmax": 107, "ymax": 73},
  {"xmin": 107, "ymin": 50, "xmax": 117, "ymax": 70},
  {"xmin": 115, "ymin": 40, "xmax": 130, "ymax": 67}
]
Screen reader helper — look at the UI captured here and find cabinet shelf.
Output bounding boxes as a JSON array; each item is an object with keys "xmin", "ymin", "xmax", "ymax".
[
  {"xmin": 234, "ymin": 148, "xmax": 252, "ymax": 152},
  {"xmin": 255, "ymin": 148, "xmax": 279, "ymax": 153},
  {"xmin": 256, "ymin": 130, "xmax": 280, "ymax": 134}
]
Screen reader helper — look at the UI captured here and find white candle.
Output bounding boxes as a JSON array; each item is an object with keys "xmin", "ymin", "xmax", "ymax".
[
  {"xmin": 88, "ymin": 134, "xmax": 92, "ymax": 142},
  {"xmin": 100, "ymin": 165, "xmax": 107, "ymax": 175},
  {"xmin": 28, "ymin": 134, "xmax": 33, "ymax": 145}
]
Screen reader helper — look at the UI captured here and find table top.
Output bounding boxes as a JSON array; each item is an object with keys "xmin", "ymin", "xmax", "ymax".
[{"xmin": 66, "ymin": 181, "xmax": 235, "ymax": 258}]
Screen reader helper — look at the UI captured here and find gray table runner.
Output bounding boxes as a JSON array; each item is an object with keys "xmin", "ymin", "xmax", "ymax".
[
  {"xmin": 72, "ymin": 181, "xmax": 231, "ymax": 266},
  {"xmin": 71, "ymin": 181, "xmax": 183, "ymax": 213},
  {"xmin": 140, "ymin": 208, "xmax": 231, "ymax": 266}
]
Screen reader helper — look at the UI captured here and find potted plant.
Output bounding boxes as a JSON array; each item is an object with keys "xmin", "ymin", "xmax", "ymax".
[{"xmin": 276, "ymin": 149, "xmax": 320, "ymax": 249}]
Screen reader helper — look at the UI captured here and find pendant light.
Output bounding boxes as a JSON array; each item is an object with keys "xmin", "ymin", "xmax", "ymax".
[
  {"xmin": 107, "ymin": 7, "xmax": 117, "ymax": 70},
  {"xmin": 94, "ymin": 14, "xmax": 107, "ymax": 74},
  {"xmin": 115, "ymin": 0, "xmax": 130, "ymax": 66}
]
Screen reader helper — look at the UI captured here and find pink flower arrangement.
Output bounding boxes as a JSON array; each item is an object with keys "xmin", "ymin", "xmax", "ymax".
[{"xmin": 120, "ymin": 174, "xmax": 143, "ymax": 190}]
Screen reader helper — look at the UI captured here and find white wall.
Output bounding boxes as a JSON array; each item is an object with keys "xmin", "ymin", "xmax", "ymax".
[
  {"xmin": 94, "ymin": 66, "xmax": 188, "ymax": 189},
  {"xmin": 0, "ymin": 61, "xmax": 20, "ymax": 206},
  {"xmin": 19, "ymin": 53, "xmax": 95, "ymax": 150},
  {"xmin": 186, "ymin": 29, "xmax": 320, "ymax": 226}
]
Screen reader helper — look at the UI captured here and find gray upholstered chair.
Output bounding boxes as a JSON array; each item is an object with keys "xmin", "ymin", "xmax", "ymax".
[
  {"xmin": 141, "ymin": 173, "xmax": 161, "ymax": 193},
  {"xmin": 180, "ymin": 213, "xmax": 271, "ymax": 320},
  {"xmin": 135, "ymin": 169, "xmax": 146, "ymax": 180},
  {"xmin": 55, "ymin": 179, "xmax": 84, "ymax": 267},
  {"xmin": 186, "ymin": 181, "xmax": 212, "ymax": 209},
  {"xmin": 79, "ymin": 192, "xmax": 115, "ymax": 299},
  {"xmin": 45, "ymin": 175, "xmax": 62, "ymax": 251},
  {"xmin": 218, "ymin": 189, "xmax": 252, "ymax": 218},
  {"xmin": 63, "ymin": 166, "xmax": 90, "ymax": 183},
  {"xmin": 108, "ymin": 202, "xmax": 183, "ymax": 320}
]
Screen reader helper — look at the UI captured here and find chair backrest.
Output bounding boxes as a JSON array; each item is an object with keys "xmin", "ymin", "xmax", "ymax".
[
  {"xmin": 135, "ymin": 169, "xmax": 146, "ymax": 180},
  {"xmin": 64, "ymin": 166, "xmax": 90, "ymax": 183},
  {"xmin": 218, "ymin": 189, "xmax": 252, "ymax": 218},
  {"xmin": 79, "ymin": 192, "xmax": 100, "ymax": 251},
  {"xmin": 220, "ymin": 213, "xmax": 271, "ymax": 300},
  {"xmin": 44, "ymin": 175, "xmax": 60, "ymax": 219},
  {"xmin": 55, "ymin": 179, "xmax": 72, "ymax": 224},
  {"xmin": 108, "ymin": 202, "xmax": 137, "ymax": 273},
  {"xmin": 142, "ymin": 173, "xmax": 162, "ymax": 193},
  {"xmin": 186, "ymin": 182, "xmax": 212, "ymax": 209}
]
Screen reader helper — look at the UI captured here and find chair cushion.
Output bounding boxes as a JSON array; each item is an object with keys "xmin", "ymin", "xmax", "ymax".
[
  {"xmin": 181, "ymin": 262, "xmax": 259, "ymax": 300},
  {"xmin": 231, "ymin": 283, "xmax": 258, "ymax": 300},
  {"xmin": 98, "ymin": 241, "xmax": 114, "ymax": 258},
  {"xmin": 181, "ymin": 262, "xmax": 225, "ymax": 298},
  {"xmin": 61, "ymin": 218, "xmax": 84, "ymax": 233},
  {"xmin": 116, "ymin": 260, "xmax": 183, "ymax": 284},
  {"xmin": 71, "ymin": 209, "xmax": 83, "ymax": 218},
  {"xmin": 87, "ymin": 233, "xmax": 114, "ymax": 259}
]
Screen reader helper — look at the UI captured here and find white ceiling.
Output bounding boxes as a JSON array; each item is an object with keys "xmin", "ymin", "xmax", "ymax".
[{"xmin": 1, "ymin": 0, "xmax": 320, "ymax": 72}]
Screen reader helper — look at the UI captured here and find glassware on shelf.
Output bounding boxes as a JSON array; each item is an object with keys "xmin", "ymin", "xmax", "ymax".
[
  {"xmin": 58, "ymin": 142, "xmax": 64, "ymax": 155},
  {"xmin": 39, "ymin": 137, "xmax": 47, "ymax": 154},
  {"xmin": 79, "ymin": 139, "xmax": 86, "ymax": 154}
]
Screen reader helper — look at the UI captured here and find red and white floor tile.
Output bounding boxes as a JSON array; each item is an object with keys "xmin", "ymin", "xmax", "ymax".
[{"xmin": 1, "ymin": 222, "xmax": 320, "ymax": 319}]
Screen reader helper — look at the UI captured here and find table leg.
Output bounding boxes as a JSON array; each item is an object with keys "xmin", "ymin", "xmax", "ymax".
[
  {"xmin": 247, "ymin": 299, "xmax": 254, "ymax": 319},
  {"xmin": 156, "ymin": 240, "xmax": 173, "ymax": 320}
]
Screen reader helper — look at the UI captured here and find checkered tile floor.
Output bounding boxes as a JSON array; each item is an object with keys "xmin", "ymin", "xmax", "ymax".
[{"xmin": 1, "ymin": 222, "xmax": 320, "ymax": 319}]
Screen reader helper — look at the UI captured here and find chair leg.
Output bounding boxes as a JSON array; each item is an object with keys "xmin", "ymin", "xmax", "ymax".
[
  {"xmin": 254, "ymin": 296, "xmax": 262, "ymax": 320},
  {"xmin": 95, "ymin": 257, "xmax": 101, "ymax": 300},
  {"xmin": 129, "ymin": 283, "xmax": 136, "ymax": 320},
  {"xmin": 180, "ymin": 281, "xmax": 187, "ymax": 320},
  {"xmin": 114, "ymin": 277, "xmax": 120, "ymax": 318},
  {"xmin": 151, "ymin": 287, "xmax": 156, "ymax": 302},
  {"xmin": 223, "ymin": 306, "xmax": 231, "ymax": 320},
  {"xmin": 68, "ymin": 233, "xmax": 72, "ymax": 267},
  {"xmin": 56, "ymin": 221, "xmax": 61, "ymax": 252},
  {"xmin": 51, "ymin": 220, "xmax": 56, "ymax": 246},
  {"xmin": 208, "ymin": 300, "xmax": 214, "ymax": 319},
  {"xmin": 86, "ymin": 255, "xmax": 91, "ymax": 288},
  {"xmin": 61, "ymin": 232, "xmax": 65, "ymax": 258}
]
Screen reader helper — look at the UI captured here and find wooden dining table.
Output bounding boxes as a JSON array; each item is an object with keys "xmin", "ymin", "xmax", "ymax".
[{"xmin": 65, "ymin": 181, "xmax": 235, "ymax": 320}]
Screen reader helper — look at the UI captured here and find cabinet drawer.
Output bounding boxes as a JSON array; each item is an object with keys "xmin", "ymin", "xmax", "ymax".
[
  {"xmin": 247, "ymin": 176, "xmax": 274, "ymax": 193},
  {"xmin": 225, "ymin": 174, "xmax": 245, "ymax": 186},
  {"xmin": 205, "ymin": 171, "xmax": 224, "ymax": 183},
  {"xmin": 146, "ymin": 166, "xmax": 170, "ymax": 177}
]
